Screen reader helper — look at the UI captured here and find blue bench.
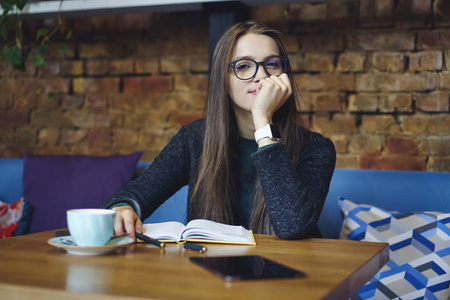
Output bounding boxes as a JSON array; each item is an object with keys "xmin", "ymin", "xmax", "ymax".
[{"xmin": 1, "ymin": 158, "xmax": 449, "ymax": 239}]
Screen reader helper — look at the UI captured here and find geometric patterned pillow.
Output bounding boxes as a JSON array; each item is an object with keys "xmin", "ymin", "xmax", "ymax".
[{"xmin": 338, "ymin": 198, "xmax": 450, "ymax": 300}]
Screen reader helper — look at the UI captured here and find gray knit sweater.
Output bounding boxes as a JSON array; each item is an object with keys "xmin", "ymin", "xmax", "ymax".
[{"xmin": 101, "ymin": 119, "xmax": 336, "ymax": 240}]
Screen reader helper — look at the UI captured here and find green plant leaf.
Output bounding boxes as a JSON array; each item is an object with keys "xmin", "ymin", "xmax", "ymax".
[
  {"xmin": 33, "ymin": 55, "xmax": 44, "ymax": 67},
  {"xmin": 1, "ymin": 46, "xmax": 24, "ymax": 69},
  {"xmin": 16, "ymin": 0, "xmax": 27, "ymax": 10},
  {"xmin": 38, "ymin": 43, "xmax": 50, "ymax": 54},
  {"xmin": 37, "ymin": 28, "xmax": 49, "ymax": 38},
  {"xmin": 65, "ymin": 30, "xmax": 72, "ymax": 40},
  {"xmin": 0, "ymin": 19, "xmax": 12, "ymax": 40},
  {"xmin": 58, "ymin": 45, "xmax": 69, "ymax": 53},
  {"xmin": 47, "ymin": 92, "xmax": 56, "ymax": 102}
]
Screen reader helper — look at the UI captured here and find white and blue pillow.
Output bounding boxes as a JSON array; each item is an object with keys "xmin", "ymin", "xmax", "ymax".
[{"xmin": 338, "ymin": 198, "xmax": 450, "ymax": 300}]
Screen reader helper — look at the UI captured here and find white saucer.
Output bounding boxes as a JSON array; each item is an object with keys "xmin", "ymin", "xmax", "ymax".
[{"xmin": 48, "ymin": 236, "xmax": 134, "ymax": 256}]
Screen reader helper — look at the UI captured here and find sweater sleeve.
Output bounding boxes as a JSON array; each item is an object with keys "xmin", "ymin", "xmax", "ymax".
[
  {"xmin": 252, "ymin": 133, "xmax": 336, "ymax": 240},
  {"xmin": 101, "ymin": 124, "xmax": 194, "ymax": 220}
]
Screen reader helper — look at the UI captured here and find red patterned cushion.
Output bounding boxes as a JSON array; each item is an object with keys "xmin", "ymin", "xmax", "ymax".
[{"xmin": 0, "ymin": 198, "xmax": 25, "ymax": 238}]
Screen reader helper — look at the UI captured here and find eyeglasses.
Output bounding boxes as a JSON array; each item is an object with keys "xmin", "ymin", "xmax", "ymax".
[{"xmin": 229, "ymin": 56, "xmax": 288, "ymax": 80}]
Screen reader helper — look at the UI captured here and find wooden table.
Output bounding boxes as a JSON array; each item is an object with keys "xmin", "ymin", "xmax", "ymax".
[{"xmin": 0, "ymin": 231, "xmax": 388, "ymax": 300}]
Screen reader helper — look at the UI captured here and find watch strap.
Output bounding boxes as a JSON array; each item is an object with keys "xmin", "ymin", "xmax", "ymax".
[{"xmin": 254, "ymin": 124, "xmax": 281, "ymax": 143}]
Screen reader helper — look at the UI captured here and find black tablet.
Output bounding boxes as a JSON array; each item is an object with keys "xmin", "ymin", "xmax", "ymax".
[{"xmin": 190, "ymin": 255, "xmax": 306, "ymax": 281}]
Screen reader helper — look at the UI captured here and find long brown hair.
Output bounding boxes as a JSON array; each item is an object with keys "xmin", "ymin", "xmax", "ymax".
[{"xmin": 189, "ymin": 21, "xmax": 304, "ymax": 234}]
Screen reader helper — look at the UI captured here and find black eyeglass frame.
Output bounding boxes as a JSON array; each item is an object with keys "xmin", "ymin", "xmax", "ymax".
[{"xmin": 229, "ymin": 56, "xmax": 289, "ymax": 80}]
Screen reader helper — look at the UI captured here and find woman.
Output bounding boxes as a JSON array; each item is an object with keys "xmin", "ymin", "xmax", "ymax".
[{"xmin": 101, "ymin": 21, "xmax": 336, "ymax": 240}]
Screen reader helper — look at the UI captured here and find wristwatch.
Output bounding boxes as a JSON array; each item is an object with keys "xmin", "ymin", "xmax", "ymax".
[{"xmin": 254, "ymin": 124, "xmax": 281, "ymax": 143}]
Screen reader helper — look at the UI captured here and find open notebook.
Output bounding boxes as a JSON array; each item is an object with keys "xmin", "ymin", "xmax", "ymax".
[{"xmin": 142, "ymin": 219, "xmax": 256, "ymax": 245}]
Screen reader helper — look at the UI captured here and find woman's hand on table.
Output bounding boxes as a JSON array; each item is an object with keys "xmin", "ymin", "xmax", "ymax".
[{"xmin": 112, "ymin": 205, "xmax": 143, "ymax": 241}]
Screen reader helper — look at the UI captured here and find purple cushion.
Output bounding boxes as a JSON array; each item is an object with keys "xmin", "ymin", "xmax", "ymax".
[{"xmin": 23, "ymin": 152, "xmax": 141, "ymax": 233}]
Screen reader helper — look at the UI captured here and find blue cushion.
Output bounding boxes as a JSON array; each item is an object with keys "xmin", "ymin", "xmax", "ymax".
[
  {"xmin": 23, "ymin": 152, "xmax": 142, "ymax": 233},
  {"xmin": 136, "ymin": 161, "xmax": 188, "ymax": 225},
  {"xmin": 318, "ymin": 169, "xmax": 450, "ymax": 239},
  {"xmin": 0, "ymin": 159, "xmax": 24, "ymax": 204},
  {"xmin": 339, "ymin": 198, "xmax": 450, "ymax": 300}
]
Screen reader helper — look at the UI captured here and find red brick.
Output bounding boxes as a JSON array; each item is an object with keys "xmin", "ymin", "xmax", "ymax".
[
  {"xmin": 37, "ymin": 60, "xmax": 61, "ymax": 77},
  {"xmin": 123, "ymin": 76, "xmax": 173, "ymax": 93},
  {"xmin": 79, "ymin": 43, "xmax": 131, "ymax": 58},
  {"xmin": 13, "ymin": 93, "xmax": 38, "ymax": 112},
  {"xmin": 289, "ymin": 54, "xmax": 304, "ymax": 72},
  {"xmin": 110, "ymin": 59, "xmax": 134, "ymax": 75},
  {"xmin": 372, "ymin": 52, "xmax": 405, "ymax": 72},
  {"xmin": 300, "ymin": 34, "xmax": 344, "ymax": 52},
  {"xmin": 110, "ymin": 93, "xmax": 136, "ymax": 111},
  {"xmin": 167, "ymin": 92, "xmax": 206, "ymax": 111},
  {"xmin": 66, "ymin": 111, "xmax": 96, "ymax": 128},
  {"xmin": 135, "ymin": 58, "xmax": 159, "ymax": 74},
  {"xmin": 133, "ymin": 42, "xmax": 158, "ymax": 59},
  {"xmin": 297, "ymin": 93, "xmax": 312, "ymax": 112},
  {"xmin": 73, "ymin": 78, "xmax": 120, "ymax": 93},
  {"xmin": 125, "ymin": 112, "xmax": 161, "ymax": 130},
  {"xmin": 402, "ymin": 115, "xmax": 450, "ymax": 135},
  {"xmin": 295, "ymin": 74, "xmax": 354, "ymax": 91},
  {"xmin": 359, "ymin": 0, "xmax": 394, "ymax": 28},
  {"xmin": 419, "ymin": 137, "xmax": 450, "ymax": 155},
  {"xmin": 329, "ymin": 134, "xmax": 349, "ymax": 153},
  {"xmin": 61, "ymin": 95, "xmax": 84, "ymax": 110},
  {"xmin": 38, "ymin": 127, "xmax": 60, "ymax": 145},
  {"xmin": 434, "ymin": 0, "xmax": 450, "ymax": 27},
  {"xmin": 337, "ymin": 52, "xmax": 365, "ymax": 72},
  {"xmin": 0, "ymin": 79, "xmax": 25, "ymax": 92},
  {"xmin": 360, "ymin": 156, "xmax": 427, "ymax": 171},
  {"xmin": 348, "ymin": 94, "xmax": 378, "ymax": 112},
  {"xmin": 0, "ymin": 112, "xmax": 28, "ymax": 127},
  {"xmin": 310, "ymin": 93, "xmax": 346, "ymax": 112},
  {"xmin": 61, "ymin": 60, "xmax": 84, "ymax": 76},
  {"xmin": 386, "ymin": 137, "xmax": 418, "ymax": 155},
  {"xmin": 409, "ymin": 51, "xmax": 443, "ymax": 72},
  {"xmin": 0, "ymin": 127, "xmax": 14, "ymax": 143},
  {"xmin": 361, "ymin": 115, "xmax": 400, "ymax": 134},
  {"xmin": 30, "ymin": 111, "xmax": 71, "ymax": 127},
  {"xmin": 415, "ymin": 92, "xmax": 449, "ymax": 112},
  {"xmin": 61, "ymin": 129, "xmax": 87, "ymax": 145},
  {"xmin": 0, "ymin": 93, "xmax": 13, "ymax": 111},
  {"xmin": 349, "ymin": 135, "xmax": 382, "ymax": 154},
  {"xmin": 117, "ymin": 14, "xmax": 151, "ymax": 31},
  {"xmin": 427, "ymin": 157, "xmax": 450, "ymax": 172},
  {"xmin": 347, "ymin": 32, "xmax": 414, "ymax": 51},
  {"xmin": 439, "ymin": 72, "xmax": 450, "ymax": 89},
  {"xmin": 336, "ymin": 154, "xmax": 360, "ymax": 169},
  {"xmin": 85, "ymin": 60, "xmax": 109, "ymax": 75},
  {"xmin": 15, "ymin": 127, "xmax": 36, "ymax": 145},
  {"xmin": 26, "ymin": 78, "xmax": 70, "ymax": 94},
  {"xmin": 396, "ymin": 0, "xmax": 432, "ymax": 28},
  {"xmin": 175, "ymin": 112, "xmax": 204, "ymax": 127},
  {"xmin": 445, "ymin": 51, "xmax": 450, "ymax": 71},
  {"xmin": 88, "ymin": 129, "xmax": 111, "ymax": 147},
  {"xmin": 252, "ymin": 4, "xmax": 290, "ymax": 28},
  {"xmin": 85, "ymin": 93, "xmax": 108, "ymax": 110},
  {"xmin": 356, "ymin": 73, "xmax": 439, "ymax": 92},
  {"xmin": 190, "ymin": 55, "xmax": 209, "ymax": 73},
  {"xmin": 312, "ymin": 114, "xmax": 357, "ymax": 135},
  {"xmin": 112, "ymin": 129, "xmax": 138, "ymax": 148},
  {"xmin": 289, "ymin": 3, "xmax": 327, "ymax": 23},
  {"xmin": 417, "ymin": 31, "xmax": 450, "ymax": 50},
  {"xmin": 326, "ymin": 2, "xmax": 357, "ymax": 30},
  {"xmin": 174, "ymin": 75, "xmax": 208, "ymax": 92},
  {"xmin": 303, "ymin": 53, "xmax": 335, "ymax": 73},
  {"xmin": 379, "ymin": 93, "xmax": 413, "ymax": 113},
  {"xmin": 161, "ymin": 56, "xmax": 189, "ymax": 73}
]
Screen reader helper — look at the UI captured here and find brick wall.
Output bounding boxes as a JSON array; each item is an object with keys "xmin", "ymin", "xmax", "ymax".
[{"xmin": 0, "ymin": 0, "xmax": 449, "ymax": 171}]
